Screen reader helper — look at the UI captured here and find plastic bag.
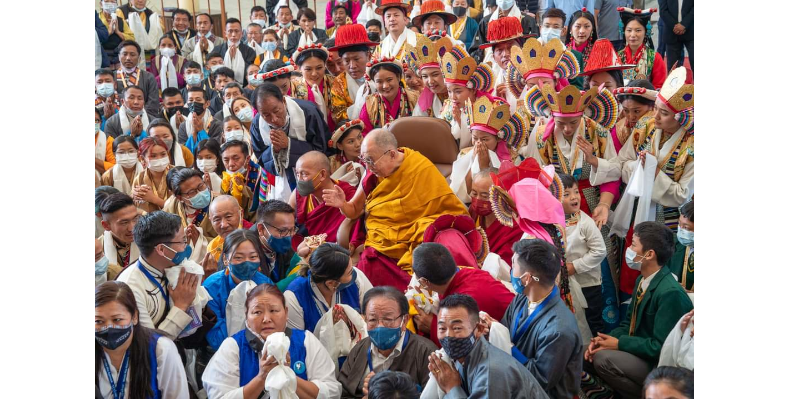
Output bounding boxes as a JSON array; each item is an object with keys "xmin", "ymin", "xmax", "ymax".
[
  {"xmin": 313, "ymin": 304, "xmax": 368, "ymax": 363},
  {"xmin": 263, "ymin": 332, "xmax": 299, "ymax": 399},
  {"xmin": 226, "ymin": 280, "xmax": 258, "ymax": 337}
]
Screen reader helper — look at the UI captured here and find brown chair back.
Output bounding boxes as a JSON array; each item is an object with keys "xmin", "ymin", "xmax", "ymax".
[{"xmin": 387, "ymin": 116, "xmax": 458, "ymax": 177}]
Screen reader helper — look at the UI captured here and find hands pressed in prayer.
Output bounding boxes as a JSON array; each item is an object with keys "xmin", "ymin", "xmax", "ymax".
[
  {"xmin": 322, "ymin": 184, "xmax": 347, "ymax": 208},
  {"xmin": 233, "ymin": 174, "xmax": 245, "ymax": 187},
  {"xmin": 201, "ymin": 252, "xmax": 217, "ymax": 279},
  {"xmin": 191, "ymin": 112, "xmax": 204, "ymax": 138},
  {"xmin": 174, "ymin": 110, "xmax": 186, "ymax": 127},
  {"xmin": 592, "ymin": 203, "xmax": 609, "ymax": 229},
  {"xmin": 475, "ymin": 141, "xmax": 491, "ymax": 170},
  {"xmin": 576, "ymin": 136, "xmax": 598, "ymax": 168},
  {"xmin": 638, "ymin": 150, "xmax": 647, "ymax": 167},
  {"xmin": 429, "ymin": 352, "xmax": 461, "ymax": 394},
  {"xmin": 362, "ymin": 371, "xmax": 375, "ymax": 399},
  {"xmin": 680, "ymin": 310, "xmax": 694, "ymax": 338},
  {"xmin": 259, "ymin": 351, "xmax": 291, "ymax": 379},
  {"xmin": 229, "ymin": 44, "xmax": 237, "ymax": 59},
  {"xmin": 332, "ymin": 304, "xmax": 351, "ymax": 326},
  {"xmin": 199, "ymin": 35, "xmax": 209, "ymax": 52},
  {"xmin": 136, "ymin": 185, "xmax": 159, "ymax": 204},
  {"xmin": 270, "ymin": 129, "xmax": 289, "ymax": 152},
  {"xmin": 413, "ymin": 310, "xmax": 433, "ymax": 334},
  {"xmin": 104, "ymin": 94, "xmax": 116, "ymax": 118},
  {"xmin": 169, "ymin": 267, "xmax": 199, "ymax": 311},
  {"xmin": 185, "ymin": 224, "xmax": 200, "ymax": 245},
  {"xmin": 202, "ymin": 172, "xmax": 212, "ymax": 192},
  {"xmin": 130, "ymin": 115, "xmax": 143, "ymax": 136}
]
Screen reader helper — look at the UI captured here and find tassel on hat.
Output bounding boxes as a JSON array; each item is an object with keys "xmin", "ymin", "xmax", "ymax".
[
  {"xmin": 421, "ymin": 0, "xmax": 446, "ymax": 14},
  {"xmin": 583, "ymin": 39, "xmax": 615, "ymax": 72},
  {"xmin": 486, "ymin": 17, "xmax": 523, "ymax": 43}
]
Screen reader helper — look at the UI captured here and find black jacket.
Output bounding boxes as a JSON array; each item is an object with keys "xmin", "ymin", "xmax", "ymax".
[
  {"xmin": 659, "ymin": 0, "xmax": 694, "ymax": 43},
  {"xmin": 285, "ymin": 28, "xmax": 329, "ymax": 59},
  {"xmin": 208, "ymin": 42, "xmax": 258, "ymax": 86},
  {"xmin": 265, "ymin": 0, "xmax": 309, "ymax": 26}
]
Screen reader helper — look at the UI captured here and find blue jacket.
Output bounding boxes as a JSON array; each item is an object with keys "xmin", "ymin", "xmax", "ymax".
[{"xmin": 202, "ymin": 270, "xmax": 274, "ymax": 350}]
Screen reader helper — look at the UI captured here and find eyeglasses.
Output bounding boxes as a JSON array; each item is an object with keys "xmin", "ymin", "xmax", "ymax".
[
  {"xmin": 366, "ymin": 314, "xmax": 404, "ymax": 328},
  {"xmin": 359, "ymin": 149, "xmax": 392, "ymax": 166},
  {"xmin": 262, "ymin": 221, "xmax": 297, "ymax": 237},
  {"xmin": 182, "ymin": 181, "xmax": 208, "ymax": 198},
  {"xmin": 164, "ymin": 239, "xmax": 189, "ymax": 246}
]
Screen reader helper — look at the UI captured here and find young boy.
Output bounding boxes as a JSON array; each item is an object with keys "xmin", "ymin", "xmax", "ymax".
[
  {"xmin": 560, "ymin": 173, "xmax": 607, "ymax": 337},
  {"xmin": 667, "ymin": 200, "xmax": 694, "ymax": 293}
]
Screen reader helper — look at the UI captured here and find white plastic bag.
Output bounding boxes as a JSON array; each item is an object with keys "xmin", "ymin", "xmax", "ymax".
[
  {"xmin": 313, "ymin": 304, "xmax": 368, "ymax": 363},
  {"xmin": 263, "ymin": 332, "xmax": 299, "ymax": 399},
  {"xmin": 226, "ymin": 280, "xmax": 258, "ymax": 337},
  {"xmin": 419, "ymin": 349, "xmax": 454, "ymax": 399}
]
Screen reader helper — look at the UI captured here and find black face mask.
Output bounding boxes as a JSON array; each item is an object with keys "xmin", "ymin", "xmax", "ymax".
[
  {"xmin": 166, "ymin": 106, "xmax": 190, "ymax": 118},
  {"xmin": 453, "ymin": 6, "xmax": 468, "ymax": 17},
  {"xmin": 187, "ymin": 102, "xmax": 205, "ymax": 115},
  {"xmin": 95, "ymin": 324, "xmax": 133, "ymax": 350},
  {"xmin": 367, "ymin": 32, "xmax": 381, "ymax": 43}
]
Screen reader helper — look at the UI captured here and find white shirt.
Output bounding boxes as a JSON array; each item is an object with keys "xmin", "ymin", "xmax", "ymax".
[
  {"xmin": 640, "ymin": 270, "xmax": 658, "ymax": 292},
  {"xmin": 678, "ymin": 0, "xmax": 684, "ymax": 22},
  {"xmin": 97, "ymin": 336, "xmax": 190, "ymax": 399},
  {"xmin": 202, "ymin": 332, "xmax": 342, "ymax": 399},
  {"xmin": 565, "ymin": 211, "xmax": 607, "ymax": 287},
  {"xmin": 284, "ymin": 267, "xmax": 373, "ymax": 330},
  {"xmin": 361, "ymin": 330, "xmax": 408, "ymax": 382},
  {"xmin": 115, "ymin": 257, "xmax": 193, "ymax": 340}
]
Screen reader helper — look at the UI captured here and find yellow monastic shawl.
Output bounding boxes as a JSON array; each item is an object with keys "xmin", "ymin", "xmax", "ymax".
[
  {"xmin": 365, "ymin": 148, "xmax": 469, "ymax": 272},
  {"xmin": 207, "ymin": 235, "xmax": 224, "ymax": 263}
]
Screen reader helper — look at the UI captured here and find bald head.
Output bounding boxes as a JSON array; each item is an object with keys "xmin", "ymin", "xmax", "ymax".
[
  {"xmin": 470, "ymin": 168, "xmax": 497, "ymax": 199},
  {"xmin": 210, "ymin": 195, "xmax": 242, "ymax": 238},
  {"xmin": 361, "ymin": 129, "xmax": 403, "ymax": 178},
  {"xmin": 297, "ymin": 151, "xmax": 331, "ymax": 174},
  {"xmin": 364, "ymin": 129, "xmax": 398, "ymax": 153}
]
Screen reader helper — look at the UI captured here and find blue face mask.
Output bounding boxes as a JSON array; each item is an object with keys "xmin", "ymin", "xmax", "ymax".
[
  {"xmin": 677, "ymin": 227, "xmax": 694, "ymax": 247},
  {"xmin": 97, "ymin": 82, "xmax": 115, "ymax": 98},
  {"xmin": 229, "ymin": 260, "xmax": 261, "ymax": 281},
  {"xmin": 267, "ymin": 235, "xmax": 292, "ymax": 254},
  {"xmin": 188, "ymin": 189, "xmax": 211, "ymax": 209},
  {"xmin": 164, "ymin": 244, "xmax": 193, "ymax": 265},
  {"xmin": 263, "ymin": 41, "xmax": 278, "ymax": 52},
  {"xmin": 335, "ymin": 270, "xmax": 357, "ymax": 292},
  {"xmin": 95, "ymin": 256, "xmax": 110, "ymax": 276},
  {"xmin": 185, "ymin": 73, "xmax": 202, "ymax": 86},
  {"xmin": 368, "ymin": 326, "xmax": 403, "ymax": 351},
  {"xmin": 497, "ymin": 0, "xmax": 515, "ymax": 11},
  {"xmin": 511, "ymin": 275, "xmax": 526, "ymax": 295},
  {"xmin": 205, "ymin": 31, "xmax": 213, "ymax": 38}
]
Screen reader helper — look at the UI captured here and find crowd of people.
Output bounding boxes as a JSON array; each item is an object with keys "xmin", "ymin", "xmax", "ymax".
[{"xmin": 94, "ymin": 0, "xmax": 694, "ymax": 398}]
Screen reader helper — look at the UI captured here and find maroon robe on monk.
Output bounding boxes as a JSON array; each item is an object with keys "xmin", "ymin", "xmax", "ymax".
[
  {"xmin": 292, "ymin": 180, "xmax": 356, "ymax": 249},
  {"xmin": 428, "ymin": 268, "xmax": 515, "ymax": 347},
  {"xmin": 483, "ymin": 218, "xmax": 524, "ymax": 266}
]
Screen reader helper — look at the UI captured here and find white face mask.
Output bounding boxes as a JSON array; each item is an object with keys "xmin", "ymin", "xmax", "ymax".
[
  {"xmin": 116, "ymin": 153, "xmax": 139, "ymax": 168},
  {"xmin": 160, "ymin": 47, "xmax": 176, "ymax": 58},
  {"xmin": 497, "ymin": 0, "xmax": 514, "ymax": 10},
  {"xmin": 147, "ymin": 157, "xmax": 170, "ymax": 172},
  {"xmin": 197, "ymin": 158, "xmax": 218, "ymax": 173},
  {"xmin": 625, "ymin": 247, "xmax": 645, "ymax": 271},
  {"xmin": 102, "ymin": 2, "xmax": 117, "ymax": 13},
  {"xmin": 540, "ymin": 27, "xmax": 562, "ymax": 43},
  {"xmin": 225, "ymin": 129, "xmax": 245, "ymax": 142},
  {"xmin": 236, "ymin": 106, "xmax": 254, "ymax": 122},
  {"xmin": 253, "ymin": 19, "xmax": 266, "ymax": 28},
  {"xmin": 227, "ymin": 165, "xmax": 248, "ymax": 175}
]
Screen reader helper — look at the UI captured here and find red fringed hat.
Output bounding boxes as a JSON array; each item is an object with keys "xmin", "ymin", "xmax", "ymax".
[
  {"xmin": 328, "ymin": 24, "xmax": 379, "ymax": 52},
  {"xmin": 491, "ymin": 158, "xmax": 554, "ymax": 192},
  {"xmin": 479, "ymin": 17, "xmax": 531, "ymax": 49},
  {"xmin": 412, "ymin": 1, "xmax": 457, "ymax": 27},
  {"xmin": 581, "ymin": 38, "xmax": 635, "ymax": 76},
  {"xmin": 376, "ymin": 0, "xmax": 413, "ymax": 16},
  {"xmin": 423, "ymin": 214, "xmax": 488, "ymax": 265}
]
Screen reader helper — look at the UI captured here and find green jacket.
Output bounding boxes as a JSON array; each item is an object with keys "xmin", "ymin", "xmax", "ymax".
[
  {"xmin": 666, "ymin": 239, "xmax": 694, "ymax": 291},
  {"xmin": 568, "ymin": 50, "xmax": 585, "ymax": 89},
  {"xmin": 609, "ymin": 267, "xmax": 693, "ymax": 365}
]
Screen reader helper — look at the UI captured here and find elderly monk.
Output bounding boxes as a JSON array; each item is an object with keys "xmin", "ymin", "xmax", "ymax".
[
  {"xmin": 322, "ymin": 129, "xmax": 469, "ymax": 291},
  {"xmin": 469, "ymin": 169, "xmax": 524, "ymax": 266},
  {"xmin": 206, "ymin": 195, "xmax": 254, "ymax": 269},
  {"xmin": 288, "ymin": 151, "xmax": 356, "ymax": 249}
]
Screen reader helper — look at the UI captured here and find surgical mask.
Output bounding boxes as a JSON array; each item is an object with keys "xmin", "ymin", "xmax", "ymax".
[
  {"xmin": 677, "ymin": 227, "xmax": 694, "ymax": 247},
  {"xmin": 453, "ymin": 6, "xmax": 468, "ymax": 17},
  {"xmin": 132, "ymin": 5, "xmax": 147, "ymax": 12},
  {"xmin": 225, "ymin": 129, "xmax": 245, "ymax": 142},
  {"xmin": 296, "ymin": 170, "xmax": 321, "ymax": 196},
  {"xmin": 102, "ymin": 3, "xmax": 118, "ymax": 13},
  {"xmin": 160, "ymin": 47, "xmax": 176, "ymax": 58},
  {"xmin": 210, "ymin": 64, "xmax": 223, "ymax": 72},
  {"xmin": 163, "ymin": 243, "xmax": 193, "ymax": 265},
  {"xmin": 625, "ymin": 247, "xmax": 644, "ymax": 271},
  {"xmin": 225, "ymin": 98, "xmax": 234, "ymax": 107},
  {"xmin": 367, "ymin": 32, "xmax": 381, "ymax": 43},
  {"xmin": 95, "ymin": 256, "xmax": 110, "ymax": 276},
  {"xmin": 187, "ymin": 189, "xmax": 211, "ymax": 209},
  {"xmin": 540, "ymin": 27, "xmax": 562, "ymax": 42},
  {"xmin": 205, "ymin": 31, "xmax": 213, "ymax": 38},
  {"xmin": 95, "ymin": 323, "xmax": 133, "ymax": 350},
  {"xmin": 497, "ymin": 0, "xmax": 514, "ymax": 10},
  {"xmin": 95, "ymin": 122, "xmax": 101, "ymax": 133},
  {"xmin": 229, "ymin": 260, "xmax": 261, "ymax": 281},
  {"xmin": 236, "ymin": 106, "xmax": 254, "ymax": 122},
  {"xmin": 249, "ymin": 74, "xmax": 264, "ymax": 87},
  {"xmin": 469, "ymin": 198, "xmax": 493, "ymax": 216},
  {"xmin": 126, "ymin": 107, "xmax": 144, "ymax": 117},
  {"xmin": 253, "ymin": 19, "xmax": 266, "ymax": 28},
  {"xmin": 263, "ymin": 41, "xmax": 278, "ymax": 52},
  {"xmin": 97, "ymin": 82, "xmax": 115, "ymax": 98},
  {"xmin": 279, "ymin": 22, "xmax": 292, "ymax": 29},
  {"xmin": 147, "ymin": 156, "xmax": 170, "ymax": 172},
  {"xmin": 440, "ymin": 330, "xmax": 477, "ymax": 360},
  {"xmin": 368, "ymin": 326, "xmax": 403, "ymax": 351},
  {"xmin": 116, "ymin": 153, "xmax": 138, "ymax": 168},
  {"xmin": 197, "ymin": 158, "xmax": 218, "ymax": 173},
  {"xmin": 227, "ymin": 165, "xmax": 248, "ymax": 175},
  {"xmin": 185, "ymin": 73, "xmax": 202, "ymax": 86},
  {"xmin": 334, "ymin": 270, "xmax": 357, "ymax": 292}
]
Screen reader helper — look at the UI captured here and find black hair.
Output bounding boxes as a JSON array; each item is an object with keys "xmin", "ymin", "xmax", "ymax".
[
  {"xmin": 643, "ymin": 366, "xmax": 694, "ymax": 399},
  {"xmin": 512, "ymin": 239, "xmax": 562, "ymax": 284},
  {"xmin": 411, "ymin": 243, "xmax": 458, "ymax": 285},
  {"xmin": 247, "ymin": 22, "xmax": 263, "ymax": 30},
  {"xmin": 565, "ymin": 9, "xmax": 598, "ymax": 46},
  {"xmin": 250, "ymin": 5, "xmax": 267, "ymax": 15},
  {"xmin": 365, "ymin": 19, "xmax": 383, "ymax": 30},
  {"xmin": 296, "ymin": 48, "xmax": 329, "ymax": 67},
  {"xmin": 122, "ymin": 85, "xmax": 145, "ymax": 98},
  {"xmin": 220, "ymin": 139, "xmax": 250, "ymax": 157},
  {"xmin": 213, "ymin": 67, "xmax": 236, "ymax": 81},
  {"xmin": 224, "ymin": 81, "xmax": 244, "ymax": 95},
  {"xmin": 194, "ymin": 138, "xmax": 225, "ymax": 175},
  {"xmin": 100, "ymin": 192, "xmax": 135, "ymax": 217},
  {"xmin": 323, "ymin": 38, "xmax": 337, "ymax": 49},
  {"xmin": 158, "ymin": 34, "xmax": 178, "ymax": 49},
  {"xmin": 146, "ymin": 118, "xmax": 179, "ymax": 157},
  {"xmin": 255, "ymin": 199, "xmax": 295, "ymax": 224},
  {"xmin": 95, "ymin": 68, "xmax": 114, "ymax": 78},
  {"xmin": 166, "ymin": 166, "xmax": 204, "ymax": 196},
  {"xmin": 161, "ymin": 87, "xmax": 182, "ymax": 99},
  {"xmin": 584, "ymin": 69, "xmax": 624, "ymax": 90},
  {"xmin": 618, "ymin": 79, "xmax": 656, "ymax": 107},
  {"xmin": 133, "ymin": 211, "xmax": 182, "ymax": 257},
  {"xmin": 172, "ymin": 8, "xmax": 192, "ymax": 21},
  {"xmin": 368, "ymin": 63, "xmax": 403, "ymax": 81},
  {"xmin": 184, "ymin": 60, "xmax": 202, "ymax": 71},
  {"xmin": 362, "ymin": 286, "xmax": 409, "ymax": 316},
  {"xmin": 261, "ymin": 60, "xmax": 292, "ymax": 79},
  {"xmin": 207, "ymin": 53, "xmax": 224, "ymax": 62},
  {"xmin": 225, "ymin": 17, "xmax": 242, "ymax": 27},
  {"xmin": 222, "ymin": 229, "xmax": 268, "ymax": 273},
  {"xmin": 117, "ymin": 40, "xmax": 142, "ymax": 55},
  {"xmin": 95, "ymin": 107, "xmax": 102, "ymax": 119},
  {"xmin": 96, "ymin": 186, "xmax": 121, "ymax": 213},
  {"xmin": 368, "ymin": 371, "xmax": 420, "ymax": 399},
  {"xmin": 297, "ymin": 7, "xmax": 316, "ymax": 21},
  {"xmin": 438, "ymin": 293, "xmax": 480, "ymax": 325},
  {"xmin": 255, "ymin": 82, "xmax": 285, "ymax": 103},
  {"xmin": 633, "ymin": 221, "xmax": 675, "ymax": 266},
  {"xmin": 187, "ymin": 86, "xmax": 207, "ymax": 100},
  {"xmin": 112, "ymin": 135, "xmax": 139, "ymax": 154},
  {"xmin": 302, "ymin": 243, "xmax": 351, "ymax": 283},
  {"xmin": 334, "ymin": 119, "xmax": 363, "ymax": 148},
  {"xmin": 679, "ymin": 200, "xmax": 694, "ymax": 223},
  {"xmin": 196, "ymin": 13, "xmax": 213, "ymax": 24},
  {"xmin": 338, "ymin": 44, "xmax": 370, "ymax": 57},
  {"xmin": 558, "ymin": 173, "xmax": 577, "ymax": 190},
  {"xmin": 542, "ymin": 8, "xmax": 567, "ymax": 26}
]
